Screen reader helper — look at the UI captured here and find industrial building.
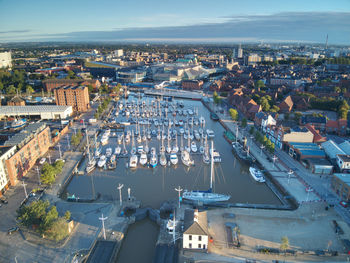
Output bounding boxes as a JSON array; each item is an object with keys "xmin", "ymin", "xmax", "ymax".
[
  {"xmin": 0, "ymin": 105, "xmax": 73, "ymax": 119},
  {"xmin": 284, "ymin": 142, "xmax": 326, "ymax": 161},
  {"xmin": 332, "ymin": 173, "xmax": 350, "ymax": 202}
]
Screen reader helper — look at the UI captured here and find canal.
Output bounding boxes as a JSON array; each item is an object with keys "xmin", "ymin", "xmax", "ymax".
[{"xmin": 66, "ymin": 97, "xmax": 281, "ymax": 262}]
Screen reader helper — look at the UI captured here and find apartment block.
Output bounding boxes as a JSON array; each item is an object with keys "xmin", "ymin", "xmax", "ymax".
[{"xmin": 54, "ymin": 86, "xmax": 90, "ymax": 112}]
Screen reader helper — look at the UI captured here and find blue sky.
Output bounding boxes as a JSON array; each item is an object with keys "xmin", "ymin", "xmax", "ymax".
[{"xmin": 0, "ymin": 0, "xmax": 349, "ymax": 44}]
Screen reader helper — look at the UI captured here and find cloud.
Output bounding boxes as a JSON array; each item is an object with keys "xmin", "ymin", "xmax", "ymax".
[
  {"xmin": 2, "ymin": 12, "xmax": 350, "ymax": 44},
  {"xmin": 0, "ymin": 30, "xmax": 31, "ymax": 34}
]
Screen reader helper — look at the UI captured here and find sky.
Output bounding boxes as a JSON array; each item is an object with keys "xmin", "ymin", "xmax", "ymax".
[{"xmin": 0, "ymin": 0, "xmax": 349, "ymax": 44}]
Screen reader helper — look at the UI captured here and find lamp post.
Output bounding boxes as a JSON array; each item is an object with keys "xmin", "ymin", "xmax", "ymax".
[
  {"xmin": 175, "ymin": 186, "xmax": 183, "ymax": 208},
  {"xmin": 47, "ymin": 154, "xmax": 51, "ymax": 164},
  {"xmin": 36, "ymin": 166, "xmax": 41, "ymax": 185},
  {"xmin": 287, "ymin": 170, "xmax": 293, "ymax": 185},
  {"xmin": 99, "ymin": 214, "xmax": 108, "ymax": 240},
  {"xmin": 22, "ymin": 181, "xmax": 28, "ymax": 199},
  {"xmin": 117, "ymin": 184, "xmax": 124, "ymax": 206},
  {"xmin": 57, "ymin": 143, "xmax": 62, "ymax": 159},
  {"xmin": 272, "ymin": 155, "xmax": 278, "ymax": 169},
  {"xmin": 66, "ymin": 134, "xmax": 70, "ymax": 150},
  {"xmin": 260, "ymin": 145, "xmax": 265, "ymax": 156}
]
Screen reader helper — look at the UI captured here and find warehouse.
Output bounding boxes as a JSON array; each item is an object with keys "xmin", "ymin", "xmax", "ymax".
[{"xmin": 0, "ymin": 105, "xmax": 73, "ymax": 120}]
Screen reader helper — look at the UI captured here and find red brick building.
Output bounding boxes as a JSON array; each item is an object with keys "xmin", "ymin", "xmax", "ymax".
[
  {"xmin": 54, "ymin": 86, "xmax": 90, "ymax": 112},
  {"xmin": 182, "ymin": 80, "xmax": 204, "ymax": 90},
  {"xmin": 43, "ymin": 79, "xmax": 101, "ymax": 92}
]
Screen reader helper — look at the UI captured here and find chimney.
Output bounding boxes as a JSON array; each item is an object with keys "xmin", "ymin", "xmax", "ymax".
[{"xmin": 193, "ymin": 209, "xmax": 199, "ymax": 222}]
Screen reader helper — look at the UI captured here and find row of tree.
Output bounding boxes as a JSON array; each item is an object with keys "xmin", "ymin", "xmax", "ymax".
[
  {"xmin": 71, "ymin": 131, "xmax": 83, "ymax": 147},
  {"xmin": 40, "ymin": 160, "xmax": 64, "ymax": 185},
  {"xmin": 213, "ymin": 91, "xmax": 222, "ymax": 104},
  {"xmin": 94, "ymin": 97, "xmax": 112, "ymax": 119},
  {"xmin": 17, "ymin": 200, "xmax": 71, "ymax": 241},
  {"xmin": 251, "ymin": 128, "xmax": 275, "ymax": 153}
]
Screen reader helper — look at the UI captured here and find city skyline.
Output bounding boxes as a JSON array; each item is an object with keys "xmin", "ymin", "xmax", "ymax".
[{"xmin": 0, "ymin": 0, "xmax": 349, "ymax": 44}]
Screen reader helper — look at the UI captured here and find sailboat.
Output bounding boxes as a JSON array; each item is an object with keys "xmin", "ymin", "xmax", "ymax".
[
  {"xmin": 160, "ymin": 151, "xmax": 167, "ymax": 166},
  {"xmin": 191, "ymin": 141, "xmax": 198, "ymax": 153},
  {"xmin": 172, "ymin": 135, "xmax": 179, "ymax": 153},
  {"xmin": 129, "ymin": 154, "xmax": 138, "ymax": 168},
  {"xmin": 183, "ymin": 141, "xmax": 230, "ymax": 203},
  {"xmin": 144, "ymin": 136, "xmax": 149, "ymax": 154},
  {"xmin": 85, "ymin": 130, "xmax": 96, "ymax": 173},
  {"xmin": 122, "ymin": 136, "xmax": 128, "ymax": 155},
  {"xmin": 170, "ymin": 152, "xmax": 178, "ymax": 165},
  {"xmin": 150, "ymin": 147, "xmax": 158, "ymax": 168},
  {"xmin": 203, "ymin": 136, "xmax": 210, "ymax": 164},
  {"xmin": 181, "ymin": 150, "xmax": 193, "ymax": 166},
  {"xmin": 131, "ymin": 130, "xmax": 136, "ymax": 155},
  {"xmin": 166, "ymin": 134, "xmax": 172, "ymax": 153},
  {"xmin": 185, "ymin": 130, "xmax": 191, "ymax": 153},
  {"xmin": 140, "ymin": 152, "xmax": 148, "ymax": 166},
  {"xmin": 160, "ymin": 135, "xmax": 165, "ymax": 153}
]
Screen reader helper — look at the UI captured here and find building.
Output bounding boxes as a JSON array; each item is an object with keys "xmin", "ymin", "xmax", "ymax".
[
  {"xmin": 43, "ymin": 79, "xmax": 101, "ymax": 92},
  {"xmin": 305, "ymin": 158, "xmax": 333, "ymax": 175},
  {"xmin": 332, "ymin": 173, "xmax": 350, "ymax": 202},
  {"xmin": 116, "ymin": 67, "xmax": 147, "ymax": 83},
  {"xmin": 4, "ymin": 122, "xmax": 51, "ymax": 186},
  {"xmin": 114, "ymin": 49, "xmax": 124, "ymax": 57},
  {"xmin": 301, "ymin": 115, "xmax": 327, "ymax": 131},
  {"xmin": 7, "ymin": 96, "xmax": 25, "ymax": 106},
  {"xmin": 0, "ymin": 51, "xmax": 12, "ymax": 68},
  {"xmin": 0, "ymin": 105, "xmax": 73, "ymax": 119},
  {"xmin": 326, "ymin": 119, "xmax": 347, "ymax": 136},
  {"xmin": 321, "ymin": 140, "xmax": 346, "ymax": 160},
  {"xmin": 305, "ymin": 124, "xmax": 327, "ymax": 143},
  {"xmin": 181, "ymin": 80, "xmax": 204, "ymax": 90},
  {"xmin": 270, "ymin": 78, "xmax": 303, "ymax": 87},
  {"xmin": 284, "ymin": 142, "xmax": 326, "ymax": 161},
  {"xmin": 54, "ymin": 86, "xmax": 90, "ymax": 112},
  {"xmin": 183, "ymin": 209, "xmax": 208, "ymax": 251},
  {"xmin": 336, "ymin": 155, "xmax": 350, "ymax": 173},
  {"xmin": 0, "ymin": 146, "xmax": 17, "ymax": 195},
  {"xmin": 278, "ymin": 96, "xmax": 293, "ymax": 113},
  {"xmin": 237, "ymin": 44, "xmax": 243, "ymax": 58}
]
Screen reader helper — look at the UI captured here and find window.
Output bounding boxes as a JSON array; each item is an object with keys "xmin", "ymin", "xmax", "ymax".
[
  {"xmin": 189, "ymin": 243, "xmax": 192, "ymax": 248},
  {"xmin": 203, "ymin": 244, "xmax": 206, "ymax": 249},
  {"xmin": 189, "ymin": 235, "xmax": 192, "ymax": 240},
  {"xmin": 198, "ymin": 244, "xmax": 201, "ymax": 249},
  {"xmin": 199, "ymin": 236, "xmax": 202, "ymax": 241}
]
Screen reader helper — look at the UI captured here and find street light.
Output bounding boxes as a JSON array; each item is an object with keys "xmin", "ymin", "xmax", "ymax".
[
  {"xmin": 47, "ymin": 154, "xmax": 51, "ymax": 164},
  {"xmin": 22, "ymin": 181, "xmax": 28, "ymax": 199},
  {"xmin": 99, "ymin": 213, "xmax": 108, "ymax": 240},
  {"xmin": 36, "ymin": 166, "xmax": 41, "ymax": 185},
  {"xmin": 175, "ymin": 186, "xmax": 183, "ymax": 208},
  {"xmin": 66, "ymin": 134, "xmax": 70, "ymax": 150},
  {"xmin": 260, "ymin": 145, "xmax": 265, "ymax": 156},
  {"xmin": 287, "ymin": 170, "xmax": 293, "ymax": 185},
  {"xmin": 57, "ymin": 143, "xmax": 62, "ymax": 159},
  {"xmin": 117, "ymin": 183, "xmax": 124, "ymax": 206},
  {"xmin": 272, "ymin": 155, "xmax": 278, "ymax": 169}
]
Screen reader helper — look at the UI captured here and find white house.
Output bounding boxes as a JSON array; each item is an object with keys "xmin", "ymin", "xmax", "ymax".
[
  {"xmin": 183, "ymin": 209, "xmax": 208, "ymax": 251},
  {"xmin": 336, "ymin": 154, "xmax": 350, "ymax": 172}
]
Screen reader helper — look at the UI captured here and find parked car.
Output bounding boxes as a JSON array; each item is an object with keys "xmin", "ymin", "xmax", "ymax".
[
  {"xmin": 39, "ymin": 158, "xmax": 46, "ymax": 165},
  {"xmin": 340, "ymin": 201, "xmax": 348, "ymax": 208},
  {"xmin": 7, "ymin": 226, "xmax": 19, "ymax": 235}
]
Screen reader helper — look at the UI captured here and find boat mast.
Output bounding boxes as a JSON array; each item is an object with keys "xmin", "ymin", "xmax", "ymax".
[
  {"xmin": 210, "ymin": 140, "xmax": 214, "ymax": 190},
  {"xmin": 86, "ymin": 129, "xmax": 91, "ymax": 163}
]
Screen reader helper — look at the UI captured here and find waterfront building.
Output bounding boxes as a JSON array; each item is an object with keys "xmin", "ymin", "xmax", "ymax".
[
  {"xmin": 7, "ymin": 96, "xmax": 25, "ymax": 106},
  {"xmin": 332, "ymin": 173, "xmax": 350, "ymax": 202},
  {"xmin": 181, "ymin": 80, "xmax": 204, "ymax": 90},
  {"xmin": 116, "ymin": 67, "xmax": 147, "ymax": 83},
  {"xmin": 0, "ymin": 105, "xmax": 73, "ymax": 119},
  {"xmin": 54, "ymin": 86, "xmax": 90, "ymax": 112},
  {"xmin": 4, "ymin": 122, "xmax": 51, "ymax": 186},
  {"xmin": 183, "ymin": 209, "xmax": 208, "ymax": 251},
  {"xmin": 0, "ymin": 146, "xmax": 16, "ymax": 196},
  {"xmin": 0, "ymin": 51, "xmax": 12, "ymax": 68},
  {"xmin": 284, "ymin": 142, "xmax": 326, "ymax": 161}
]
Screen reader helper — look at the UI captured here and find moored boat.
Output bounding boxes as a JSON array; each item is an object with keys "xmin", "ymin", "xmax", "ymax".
[{"xmin": 249, "ymin": 167, "xmax": 266, "ymax": 183}]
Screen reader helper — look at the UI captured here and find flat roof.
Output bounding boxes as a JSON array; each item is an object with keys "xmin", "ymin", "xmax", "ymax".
[
  {"xmin": 4, "ymin": 122, "xmax": 47, "ymax": 147},
  {"xmin": 0, "ymin": 105, "xmax": 72, "ymax": 115},
  {"xmin": 334, "ymin": 173, "xmax": 350, "ymax": 186},
  {"xmin": 289, "ymin": 142, "xmax": 325, "ymax": 157}
]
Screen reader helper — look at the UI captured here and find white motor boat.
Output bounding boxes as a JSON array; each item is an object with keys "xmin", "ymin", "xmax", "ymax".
[
  {"xmin": 249, "ymin": 167, "xmax": 266, "ymax": 183},
  {"xmin": 181, "ymin": 150, "xmax": 193, "ymax": 166},
  {"xmin": 172, "ymin": 145, "xmax": 179, "ymax": 153},
  {"xmin": 108, "ymin": 155, "xmax": 117, "ymax": 169},
  {"xmin": 129, "ymin": 155, "xmax": 138, "ymax": 168},
  {"xmin": 139, "ymin": 153, "xmax": 148, "ymax": 166},
  {"xmin": 199, "ymin": 116, "xmax": 205, "ymax": 126},
  {"xmin": 170, "ymin": 153, "xmax": 178, "ymax": 165},
  {"xmin": 206, "ymin": 129, "xmax": 215, "ymax": 138},
  {"xmin": 95, "ymin": 147, "xmax": 102, "ymax": 158},
  {"xmin": 191, "ymin": 142, "xmax": 198, "ymax": 153},
  {"xmin": 106, "ymin": 147, "xmax": 112, "ymax": 158},
  {"xmin": 199, "ymin": 146, "xmax": 204, "ymax": 154},
  {"xmin": 150, "ymin": 149, "xmax": 158, "ymax": 168},
  {"xmin": 137, "ymin": 145, "xmax": 144, "ymax": 154},
  {"xmin": 194, "ymin": 131, "xmax": 201, "ymax": 141},
  {"xmin": 101, "ymin": 134, "xmax": 109, "ymax": 145},
  {"xmin": 98, "ymin": 155, "xmax": 107, "ymax": 168},
  {"xmin": 160, "ymin": 152, "xmax": 167, "ymax": 166},
  {"xmin": 86, "ymin": 158, "xmax": 96, "ymax": 173},
  {"xmin": 115, "ymin": 146, "xmax": 121, "ymax": 155}
]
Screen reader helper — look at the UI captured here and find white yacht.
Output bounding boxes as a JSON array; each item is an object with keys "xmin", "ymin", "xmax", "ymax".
[
  {"xmin": 115, "ymin": 146, "xmax": 121, "ymax": 155},
  {"xmin": 181, "ymin": 150, "xmax": 193, "ymax": 166},
  {"xmin": 170, "ymin": 153, "xmax": 178, "ymax": 165},
  {"xmin": 249, "ymin": 167, "xmax": 266, "ymax": 183},
  {"xmin": 106, "ymin": 147, "xmax": 112, "ymax": 158},
  {"xmin": 160, "ymin": 152, "xmax": 167, "ymax": 166},
  {"xmin": 98, "ymin": 155, "xmax": 107, "ymax": 168},
  {"xmin": 139, "ymin": 152, "xmax": 148, "ymax": 166},
  {"xmin": 129, "ymin": 155, "xmax": 138, "ymax": 168},
  {"xmin": 191, "ymin": 141, "xmax": 198, "ymax": 153},
  {"xmin": 137, "ymin": 145, "xmax": 144, "ymax": 154},
  {"xmin": 206, "ymin": 129, "xmax": 215, "ymax": 138}
]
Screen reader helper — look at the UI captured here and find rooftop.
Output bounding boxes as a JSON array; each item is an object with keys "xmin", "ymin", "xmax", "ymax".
[
  {"xmin": 0, "ymin": 105, "xmax": 72, "ymax": 116},
  {"xmin": 4, "ymin": 122, "xmax": 47, "ymax": 147},
  {"xmin": 289, "ymin": 142, "xmax": 326, "ymax": 157},
  {"xmin": 334, "ymin": 173, "xmax": 350, "ymax": 187}
]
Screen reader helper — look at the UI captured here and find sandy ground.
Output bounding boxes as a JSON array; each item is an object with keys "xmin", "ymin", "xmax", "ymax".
[{"xmin": 200, "ymin": 202, "xmax": 350, "ymax": 262}]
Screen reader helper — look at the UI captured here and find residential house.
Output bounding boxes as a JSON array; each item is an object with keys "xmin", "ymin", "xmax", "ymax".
[
  {"xmin": 183, "ymin": 209, "xmax": 208, "ymax": 251},
  {"xmin": 278, "ymin": 95, "xmax": 293, "ymax": 113},
  {"xmin": 336, "ymin": 155, "xmax": 350, "ymax": 173},
  {"xmin": 7, "ymin": 96, "xmax": 25, "ymax": 106},
  {"xmin": 326, "ymin": 119, "xmax": 347, "ymax": 136},
  {"xmin": 305, "ymin": 124, "xmax": 327, "ymax": 143},
  {"xmin": 301, "ymin": 115, "xmax": 327, "ymax": 131}
]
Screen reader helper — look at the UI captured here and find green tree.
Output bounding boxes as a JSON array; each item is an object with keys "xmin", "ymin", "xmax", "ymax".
[
  {"xmin": 241, "ymin": 118, "xmax": 247, "ymax": 128},
  {"xmin": 280, "ymin": 236, "xmax": 289, "ymax": 254},
  {"xmin": 53, "ymin": 160, "xmax": 64, "ymax": 174},
  {"xmin": 17, "ymin": 200, "xmax": 50, "ymax": 228},
  {"xmin": 270, "ymin": 105, "xmax": 280, "ymax": 113},
  {"xmin": 294, "ymin": 112, "xmax": 302, "ymax": 122},
  {"xmin": 260, "ymin": 97, "xmax": 270, "ymax": 111},
  {"xmin": 255, "ymin": 80, "xmax": 265, "ymax": 89},
  {"xmin": 42, "ymin": 206, "xmax": 58, "ymax": 231},
  {"xmin": 71, "ymin": 134, "xmax": 80, "ymax": 147},
  {"xmin": 249, "ymin": 126, "xmax": 255, "ymax": 135},
  {"xmin": 26, "ymin": 85, "xmax": 34, "ymax": 95},
  {"xmin": 87, "ymin": 84, "xmax": 94, "ymax": 94},
  {"xmin": 334, "ymin": 86, "xmax": 341, "ymax": 93},
  {"xmin": 45, "ymin": 218, "xmax": 69, "ymax": 242},
  {"xmin": 41, "ymin": 163, "xmax": 57, "ymax": 185},
  {"xmin": 6, "ymin": 85, "xmax": 17, "ymax": 95},
  {"xmin": 64, "ymin": 211, "xmax": 71, "ymax": 221},
  {"xmin": 229, "ymin": 108, "xmax": 238, "ymax": 121}
]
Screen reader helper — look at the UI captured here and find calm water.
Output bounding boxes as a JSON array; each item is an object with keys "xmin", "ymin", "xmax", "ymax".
[{"xmin": 66, "ymin": 98, "xmax": 281, "ymax": 262}]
